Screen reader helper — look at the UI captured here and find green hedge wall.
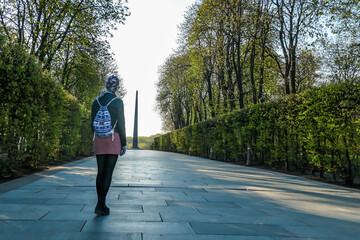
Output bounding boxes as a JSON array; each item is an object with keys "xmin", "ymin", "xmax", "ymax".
[
  {"xmin": 0, "ymin": 40, "xmax": 93, "ymax": 176},
  {"xmin": 151, "ymin": 82, "xmax": 360, "ymax": 184}
]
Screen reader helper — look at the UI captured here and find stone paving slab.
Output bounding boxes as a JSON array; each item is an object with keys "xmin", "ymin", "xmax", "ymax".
[
  {"xmin": 0, "ymin": 150, "xmax": 360, "ymax": 240},
  {"xmin": 159, "ymin": 211, "xmax": 224, "ymax": 223},
  {"xmin": 49, "ymin": 232, "xmax": 142, "ymax": 240},
  {"xmin": 143, "ymin": 205, "xmax": 200, "ymax": 215},
  {"xmin": 0, "ymin": 209, "xmax": 48, "ymax": 220},
  {"xmin": 0, "ymin": 232, "xmax": 55, "ymax": 240},
  {"xmin": 43, "ymin": 210, "xmax": 162, "ymax": 222},
  {"xmin": 190, "ymin": 222, "xmax": 296, "ymax": 237},
  {"xmin": 0, "ymin": 220, "xmax": 85, "ymax": 233},
  {"xmin": 283, "ymin": 225, "xmax": 360, "ymax": 239},
  {"xmin": 82, "ymin": 221, "xmax": 194, "ymax": 234},
  {"xmin": 81, "ymin": 203, "xmax": 143, "ymax": 213},
  {"xmin": 143, "ymin": 234, "xmax": 273, "ymax": 240}
]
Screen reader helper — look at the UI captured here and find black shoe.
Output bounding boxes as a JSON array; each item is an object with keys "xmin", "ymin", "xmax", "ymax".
[
  {"xmin": 103, "ymin": 203, "xmax": 110, "ymax": 215},
  {"xmin": 94, "ymin": 203, "xmax": 109, "ymax": 216}
]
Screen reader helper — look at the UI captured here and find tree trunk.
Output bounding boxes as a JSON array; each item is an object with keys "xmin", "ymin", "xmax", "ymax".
[
  {"xmin": 250, "ymin": 42, "xmax": 257, "ymax": 104},
  {"xmin": 205, "ymin": 70, "xmax": 215, "ymax": 118},
  {"xmin": 237, "ymin": 69, "xmax": 244, "ymax": 109},
  {"xmin": 258, "ymin": 45, "xmax": 265, "ymax": 100},
  {"xmin": 290, "ymin": 46, "xmax": 297, "ymax": 94},
  {"xmin": 219, "ymin": 70, "xmax": 227, "ymax": 113},
  {"xmin": 346, "ymin": 149, "xmax": 353, "ymax": 184},
  {"xmin": 234, "ymin": 37, "xmax": 244, "ymax": 109},
  {"xmin": 284, "ymin": 69, "xmax": 291, "ymax": 95}
]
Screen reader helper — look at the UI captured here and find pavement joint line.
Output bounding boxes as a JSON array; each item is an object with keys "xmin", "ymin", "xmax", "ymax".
[
  {"xmin": 199, "ymin": 187, "xmax": 354, "ymax": 194},
  {"xmin": 79, "ymin": 204, "xmax": 86, "ymax": 212},
  {"xmin": 246, "ymin": 189, "xmax": 355, "ymax": 194},
  {"xmin": 159, "ymin": 213, "xmax": 163, "ymax": 222},
  {"xmin": 297, "ymin": 218, "xmax": 311, "ymax": 226},
  {"xmin": 259, "ymin": 209, "xmax": 272, "ymax": 217},
  {"xmin": 79, "ymin": 220, "xmax": 87, "ymax": 232},
  {"xmin": 195, "ymin": 207, "xmax": 201, "ymax": 213},
  {"xmin": 38, "ymin": 211, "xmax": 50, "ymax": 220},
  {"xmin": 208, "ymin": 188, "xmax": 248, "ymax": 191},
  {"xmin": 233, "ymin": 202, "xmax": 242, "ymax": 208},
  {"xmin": 188, "ymin": 222, "xmax": 196, "ymax": 233}
]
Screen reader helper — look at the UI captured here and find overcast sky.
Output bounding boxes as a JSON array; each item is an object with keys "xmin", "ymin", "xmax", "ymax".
[{"xmin": 108, "ymin": 0, "xmax": 196, "ymax": 137}]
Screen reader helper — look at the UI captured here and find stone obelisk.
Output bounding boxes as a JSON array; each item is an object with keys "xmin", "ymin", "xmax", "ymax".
[{"xmin": 132, "ymin": 90, "xmax": 139, "ymax": 149}]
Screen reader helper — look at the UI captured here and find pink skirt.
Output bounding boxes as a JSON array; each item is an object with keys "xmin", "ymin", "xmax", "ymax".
[{"xmin": 93, "ymin": 132, "xmax": 121, "ymax": 155}]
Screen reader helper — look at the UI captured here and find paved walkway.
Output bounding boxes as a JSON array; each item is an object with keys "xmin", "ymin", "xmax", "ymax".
[{"xmin": 0, "ymin": 150, "xmax": 359, "ymax": 240}]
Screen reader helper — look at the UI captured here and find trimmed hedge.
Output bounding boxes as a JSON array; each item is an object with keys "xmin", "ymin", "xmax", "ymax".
[
  {"xmin": 0, "ymin": 40, "xmax": 93, "ymax": 176},
  {"xmin": 151, "ymin": 82, "xmax": 360, "ymax": 184}
]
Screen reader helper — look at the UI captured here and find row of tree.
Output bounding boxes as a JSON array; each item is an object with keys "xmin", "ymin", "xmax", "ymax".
[
  {"xmin": 156, "ymin": 0, "xmax": 360, "ymax": 131},
  {"xmin": 0, "ymin": 0, "xmax": 129, "ymax": 104},
  {"xmin": 152, "ymin": 81, "xmax": 360, "ymax": 184},
  {"xmin": 0, "ymin": 0, "xmax": 129, "ymax": 175}
]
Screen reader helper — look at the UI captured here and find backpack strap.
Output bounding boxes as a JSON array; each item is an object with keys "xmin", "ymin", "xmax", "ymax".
[
  {"xmin": 106, "ymin": 97, "xmax": 118, "ymax": 107},
  {"xmin": 106, "ymin": 97, "xmax": 118, "ymax": 141},
  {"xmin": 96, "ymin": 96, "xmax": 117, "ymax": 107},
  {"xmin": 111, "ymin": 120, "xmax": 118, "ymax": 141},
  {"xmin": 96, "ymin": 98, "xmax": 102, "ymax": 106}
]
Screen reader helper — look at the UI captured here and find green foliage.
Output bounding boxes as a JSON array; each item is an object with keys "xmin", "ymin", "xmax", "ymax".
[
  {"xmin": 127, "ymin": 134, "xmax": 162, "ymax": 150},
  {"xmin": 0, "ymin": 41, "xmax": 92, "ymax": 176},
  {"xmin": 0, "ymin": 0, "xmax": 129, "ymax": 104},
  {"xmin": 156, "ymin": 0, "xmax": 326, "ymax": 132},
  {"xmin": 0, "ymin": 0, "xmax": 129, "ymax": 67},
  {"xmin": 151, "ymin": 82, "xmax": 360, "ymax": 184},
  {"xmin": 59, "ymin": 93, "xmax": 93, "ymax": 160},
  {"xmin": 0, "ymin": 0, "xmax": 130, "ymax": 177}
]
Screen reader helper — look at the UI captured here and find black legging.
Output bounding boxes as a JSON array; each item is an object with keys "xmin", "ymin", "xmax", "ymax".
[{"xmin": 96, "ymin": 154, "xmax": 118, "ymax": 205}]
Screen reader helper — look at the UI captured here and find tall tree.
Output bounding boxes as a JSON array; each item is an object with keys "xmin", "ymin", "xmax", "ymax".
[
  {"xmin": 247, "ymin": 0, "xmax": 273, "ymax": 103},
  {"xmin": 227, "ymin": 0, "xmax": 249, "ymax": 108},
  {"xmin": 0, "ymin": 0, "xmax": 129, "ymax": 102},
  {"xmin": 188, "ymin": 1, "xmax": 218, "ymax": 117},
  {"xmin": 156, "ymin": 54, "xmax": 194, "ymax": 130},
  {"xmin": 0, "ymin": 0, "xmax": 129, "ymax": 69},
  {"xmin": 270, "ymin": 0, "xmax": 318, "ymax": 94}
]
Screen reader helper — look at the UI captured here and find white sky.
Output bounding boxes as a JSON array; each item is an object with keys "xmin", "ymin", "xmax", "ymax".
[{"xmin": 108, "ymin": 0, "xmax": 196, "ymax": 137}]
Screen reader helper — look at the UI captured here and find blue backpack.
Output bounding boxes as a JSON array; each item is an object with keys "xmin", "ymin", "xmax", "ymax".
[{"xmin": 93, "ymin": 97, "xmax": 118, "ymax": 140}]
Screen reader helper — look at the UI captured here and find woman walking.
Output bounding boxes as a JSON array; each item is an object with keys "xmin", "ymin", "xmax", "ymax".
[{"xmin": 91, "ymin": 75, "xmax": 126, "ymax": 216}]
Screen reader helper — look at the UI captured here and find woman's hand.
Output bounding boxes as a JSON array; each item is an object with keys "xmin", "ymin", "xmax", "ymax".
[{"xmin": 120, "ymin": 146, "xmax": 127, "ymax": 156}]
